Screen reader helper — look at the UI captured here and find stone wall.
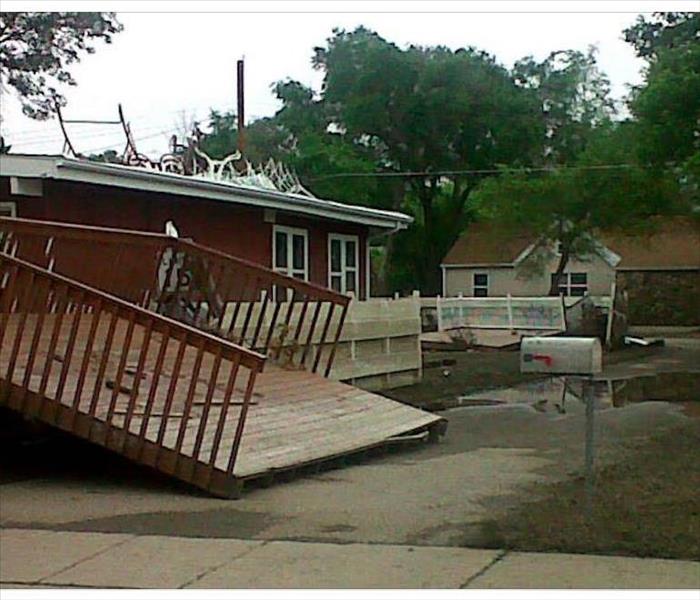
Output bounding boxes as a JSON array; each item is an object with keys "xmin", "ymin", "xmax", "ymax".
[{"xmin": 616, "ymin": 270, "xmax": 700, "ymax": 326}]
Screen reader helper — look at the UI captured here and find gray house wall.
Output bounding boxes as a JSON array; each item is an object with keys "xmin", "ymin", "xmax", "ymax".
[{"xmin": 443, "ymin": 251, "xmax": 615, "ymax": 297}]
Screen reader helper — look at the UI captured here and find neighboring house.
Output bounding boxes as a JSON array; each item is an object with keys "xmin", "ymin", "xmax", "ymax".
[
  {"xmin": 0, "ymin": 154, "xmax": 412, "ymax": 299},
  {"xmin": 441, "ymin": 219, "xmax": 700, "ymax": 325}
]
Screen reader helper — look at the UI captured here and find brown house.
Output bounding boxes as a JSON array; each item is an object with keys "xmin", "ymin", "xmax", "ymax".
[
  {"xmin": 441, "ymin": 218, "xmax": 700, "ymax": 325},
  {"xmin": 0, "ymin": 154, "xmax": 412, "ymax": 300}
]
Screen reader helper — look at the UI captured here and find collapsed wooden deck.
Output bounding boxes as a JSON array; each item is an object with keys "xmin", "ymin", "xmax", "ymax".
[
  {"xmin": 1, "ymin": 314, "xmax": 443, "ymax": 498},
  {"xmin": 0, "ymin": 219, "xmax": 444, "ymax": 498}
]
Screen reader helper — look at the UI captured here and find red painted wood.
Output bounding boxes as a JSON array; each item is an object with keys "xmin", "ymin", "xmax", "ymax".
[{"xmin": 2, "ymin": 177, "xmax": 370, "ymax": 298}]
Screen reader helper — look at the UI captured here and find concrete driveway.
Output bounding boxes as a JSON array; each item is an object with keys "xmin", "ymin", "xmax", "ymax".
[{"xmin": 0, "ymin": 393, "xmax": 689, "ymax": 547}]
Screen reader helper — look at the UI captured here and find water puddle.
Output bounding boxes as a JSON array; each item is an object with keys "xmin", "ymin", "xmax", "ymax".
[{"xmin": 452, "ymin": 372, "xmax": 700, "ymax": 418}]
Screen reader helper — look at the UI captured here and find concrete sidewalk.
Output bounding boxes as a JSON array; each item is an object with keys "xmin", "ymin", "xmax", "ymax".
[{"xmin": 1, "ymin": 528, "xmax": 698, "ymax": 589}]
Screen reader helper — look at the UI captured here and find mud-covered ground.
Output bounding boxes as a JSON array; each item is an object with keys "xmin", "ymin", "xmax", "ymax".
[
  {"xmin": 386, "ymin": 340, "xmax": 699, "ymax": 410},
  {"xmin": 1, "ymin": 339, "xmax": 698, "ymax": 557},
  {"xmin": 478, "ymin": 419, "xmax": 700, "ymax": 561}
]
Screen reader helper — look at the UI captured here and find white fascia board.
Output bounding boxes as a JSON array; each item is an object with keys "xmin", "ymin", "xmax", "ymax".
[
  {"xmin": 56, "ymin": 159, "xmax": 412, "ymax": 229},
  {"xmin": 513, "ymin": 243, "xmax": 536, "ymax": 267},
  {"xmin": 592, "ymin": 240, "xmax": 622, "ymax": 268},
  {"xmin": 0, "ymin": 155, "xmax": 412, "ymax": 230},
  {"xmin": 440, "ymin": 263, "xmax": 514, "ymax": 268},
  {"xmin": 0, "ymin": 154, "xmax": 57, "ymax": 177},
  {"xmin": 616, "ymin": 266, "xmax": 699, "ymax": 271}
]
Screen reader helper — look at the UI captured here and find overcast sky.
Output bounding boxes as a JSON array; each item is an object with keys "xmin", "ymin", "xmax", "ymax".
[{"xmin": 0, "ymin": 7, "xmax": 662, "ymax": 157}]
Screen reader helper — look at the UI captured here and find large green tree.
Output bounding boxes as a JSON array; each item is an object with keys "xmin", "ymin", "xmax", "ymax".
[
  {"xmin": 307, "ymin": 27, "xmax": 542, "ymax": 292},
  {"xmin": 0, "ymin": 12, "xmax": 122, "ymax": 119},
  {"xmin": 474, "ymin": 123, "xmax": 683, "ymax": 295},
  {"xmin": 625, "ymin": 13, "xmax": 700, "ymax": 204},
  {"xmin": 196, "ymin": 27, "xmax": 627, "ymax": 294},
  {"xmin": 623, "ymin": 11, "xmax": 699, "ymax": 60},
  {"xmin": 469, "ymin": 15, "xmax": 698, "ymax": 295},
  {"xmin": 512, "ymin": 47, "xmax": 614, "ymax": 166}
]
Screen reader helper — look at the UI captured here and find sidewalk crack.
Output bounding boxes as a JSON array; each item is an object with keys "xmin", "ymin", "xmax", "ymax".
[
  {"xmin": 37, "ymin": 534, "xmax": 136, "ymax": 584},
  {"xmin": 459, "ymin": 549, "xmax": 508, "ymax": 589},
  {"xmin": 178, "ymin": 540, "xmax": 270, "ymax": 589}
]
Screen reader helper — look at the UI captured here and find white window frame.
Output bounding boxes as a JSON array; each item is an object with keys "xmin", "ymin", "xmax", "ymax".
[
  {"xmin": 272, "ymin": 225, "xmax": 309, "ymax": 281},
  {"xmin": 473, "ymin": 272, "xmax": 489, "ymax": 297},
  {"xmin": 0, "ymin": 202, "xmax": 17, "ymax": 217},
  {"xmin": 328, "ymin": 233, "xmax": 360, "ymax": 296},
  {"xmin": 552, "ymin": 272, "xmax": 588, "ymax": 297}
]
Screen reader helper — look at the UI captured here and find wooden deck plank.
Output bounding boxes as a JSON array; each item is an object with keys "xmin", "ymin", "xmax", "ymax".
[{"xmin": 1, "ymin": 314, "xmax": 444, "ymax": 494}]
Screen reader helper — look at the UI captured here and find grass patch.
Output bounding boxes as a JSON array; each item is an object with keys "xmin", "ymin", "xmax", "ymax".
[{"xmin": 477, "ymin": 419, "xmax": 700, "ymax": 560}]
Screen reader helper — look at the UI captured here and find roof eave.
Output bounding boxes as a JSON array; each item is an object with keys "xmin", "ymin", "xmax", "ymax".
[
  {"xmin": 441, "ymin": 263, "xmax": 514, "ymax": 268},
  {"xmin": 1, "ymin": 154, "xmax": 413, "ymax": 230}
]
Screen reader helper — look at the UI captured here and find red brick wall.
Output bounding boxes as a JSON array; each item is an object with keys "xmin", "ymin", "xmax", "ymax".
[{"xmin": 1, "ymin": 177, "xmax": 368, "ymax": 298}]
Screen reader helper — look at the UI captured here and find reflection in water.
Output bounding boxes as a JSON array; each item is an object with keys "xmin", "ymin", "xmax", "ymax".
[{"xmin": 455, "ymin": 372, "xmax": 700, "ymax": 417}]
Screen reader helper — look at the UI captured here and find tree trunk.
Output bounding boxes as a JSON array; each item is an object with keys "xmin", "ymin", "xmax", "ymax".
[{"xmin": 549, "ymin": 244, "xmax": 570, "ymax": 296}]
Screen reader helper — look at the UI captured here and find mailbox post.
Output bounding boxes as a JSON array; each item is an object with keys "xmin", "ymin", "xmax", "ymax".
[{"xmin": 521, "ymin": 337, "xmax": 602, "ymax": 518}]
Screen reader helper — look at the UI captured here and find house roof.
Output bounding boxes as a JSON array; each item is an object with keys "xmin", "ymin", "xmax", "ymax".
[
  {"xmin": 599, "ymin": 218, "xmax": 700, "ymax": 270},
  {"xmin": 441, "ymin": 223, "xmax": 534, "ymax": 267},
  {"xmin": 0, "ymin": 154, "xmax": 413, "ymax": 231},
  {"xmin": 442, "ymin": 217, "xmax": 700, "ymax": 271}
]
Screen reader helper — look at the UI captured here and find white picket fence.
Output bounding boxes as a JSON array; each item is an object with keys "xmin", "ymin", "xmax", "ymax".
[{"xmin": 436, "ymin": 295, "xmax": 566, "ymax": 331}]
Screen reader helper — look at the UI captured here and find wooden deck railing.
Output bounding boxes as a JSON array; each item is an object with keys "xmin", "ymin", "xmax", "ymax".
[
  {"xmin": 0, "ymin": 217, "xmax": 350, "ymax": 377},
  {"xmin": 0, "ymin": 252, "xmax": 266, "ymax": 483}
]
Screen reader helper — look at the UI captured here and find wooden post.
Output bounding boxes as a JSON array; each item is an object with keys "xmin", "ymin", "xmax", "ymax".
[
  {"xmin": 507, "ymin": 293, "xmax": 514, "ymax": 331},
  {"xmin": 605, "ymin": 281, "xmax": 616, "ymax": 349},
  {"xmin": 237, "ymin": 58, "xmax": 245, "ymax": 154}
]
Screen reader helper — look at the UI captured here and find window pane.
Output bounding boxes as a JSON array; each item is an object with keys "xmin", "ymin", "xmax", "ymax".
[
  {"xmin": 570, "ymin": 286, "xmax": 587, "ymax": 296},
  {"xmin": 275, "ymin": 231, "xmax": 287, "ymax": 269},
  {"xmin": 474, "ymin": 273, "xmax": 488, "ymax": 286},
  {"xmin": 474, "ymin": 287, "xmax": 488, "ymax": 297},
  {"xmin": 346, "ymin": 240, "xmax": 356, "ymax": 267},
  {"xmin": 345, "ymin": 270, "xmax": 356, "ymax": 293},
  {"xmin": 558, "ymin": 286, "xmax": 568, "ymax": 296},
  {"xmin": 331, "ymin": 275, "xmax": 342, "ymax": 292},
  {"xmin": 330, "ymin": 239, "xmax": 342, "ymax": 272},
  {"xmin": 570, "ymin": 273, "xmax": 587, "ymax": 285},
  {"xmin": 292, "ymin": 234, "xmax": 305, "ymax": 270},
  {"xmin": 551, "ymin": 273, "xmax": 567, "ymax": 285}
]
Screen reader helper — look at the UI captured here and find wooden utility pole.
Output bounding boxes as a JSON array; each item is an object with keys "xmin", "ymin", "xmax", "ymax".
[{"xmin": 237, "ymin": 58, "xmax": 245, "ymax": 154}]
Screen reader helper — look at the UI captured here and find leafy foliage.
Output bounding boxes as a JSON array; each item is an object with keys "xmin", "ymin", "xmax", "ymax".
[
  {"xmin": 512, "ymin": 47, "xmax": 614, "ymax": 165},
  {"xmin": 626, "ymin": 13, "xmax": 700, "ymax": 204},
  {"xmin": 0, "ymin": 12, "xmax": 122, "ymax": 119},
  {"xmin": 623, "ymin": 12, "xmax": 699, "ymax": 60},
  {"xmin": 305, "ymin": 27, "xmax": 545, "ymax": 292},
  {"xmin": 195, "ymin": 22, "xmax": 693, "ymax": 295},
  {"xmin": 473, "ymin": 123, "xmax": 684, "ymax": 293}
]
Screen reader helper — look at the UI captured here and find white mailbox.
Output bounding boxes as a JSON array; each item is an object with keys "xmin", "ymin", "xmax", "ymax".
[{"xmin": 520, "ymin": 336, "xmax": 602, "ymax": 375}]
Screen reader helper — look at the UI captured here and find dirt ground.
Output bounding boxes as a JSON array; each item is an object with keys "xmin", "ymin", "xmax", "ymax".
[
  {"xmin": 479, "ymin": 419, "xmax": 700, "ymax": 561},
  {"xmin": 0, "ymin": 339, "xmax": 698, "ymax": 556}
]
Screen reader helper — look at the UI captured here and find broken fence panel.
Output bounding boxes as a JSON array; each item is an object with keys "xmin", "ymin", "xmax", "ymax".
[{"xmin": 436, "ymin": 296, "xmax": 566, "ymax": 331}]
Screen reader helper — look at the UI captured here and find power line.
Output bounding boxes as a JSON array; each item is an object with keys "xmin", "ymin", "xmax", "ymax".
[
  {"xmin": 81, "ymin": 128, "xmax": 175, "ymax": 155},
  {"xmin": 2, "ymin": 105, "xmax": 221, "ymax": 139},
  {"xmin": 307, "ymin": 163, "xmax": 646, "ymax": 180},
  {"xmin": 6, "ymin": 110, "xmax": 214, "ymax": 150}
]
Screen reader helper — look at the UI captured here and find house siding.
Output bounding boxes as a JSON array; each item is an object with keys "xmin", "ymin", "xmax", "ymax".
[
  {"xmin": 1, "ymin": 176, "xmax": 368, "ymax": 299},
  {"xmin": 443, "ymin": 252, "xmax": 615, "ymax": 297}
]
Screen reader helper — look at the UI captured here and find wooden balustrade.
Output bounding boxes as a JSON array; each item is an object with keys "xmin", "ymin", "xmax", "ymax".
[
  {"xmin": 0, "ymin": 216, "xmax": 350, "ymax": 376},
  {"xmin": 0, "ymin": 253, "xmax": 265, "ymax": 482}
]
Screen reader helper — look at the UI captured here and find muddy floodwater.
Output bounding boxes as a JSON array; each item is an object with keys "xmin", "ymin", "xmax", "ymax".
[{"xmin": 452, "ymin": 372, "xmax": 700, "ymax": 418}]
